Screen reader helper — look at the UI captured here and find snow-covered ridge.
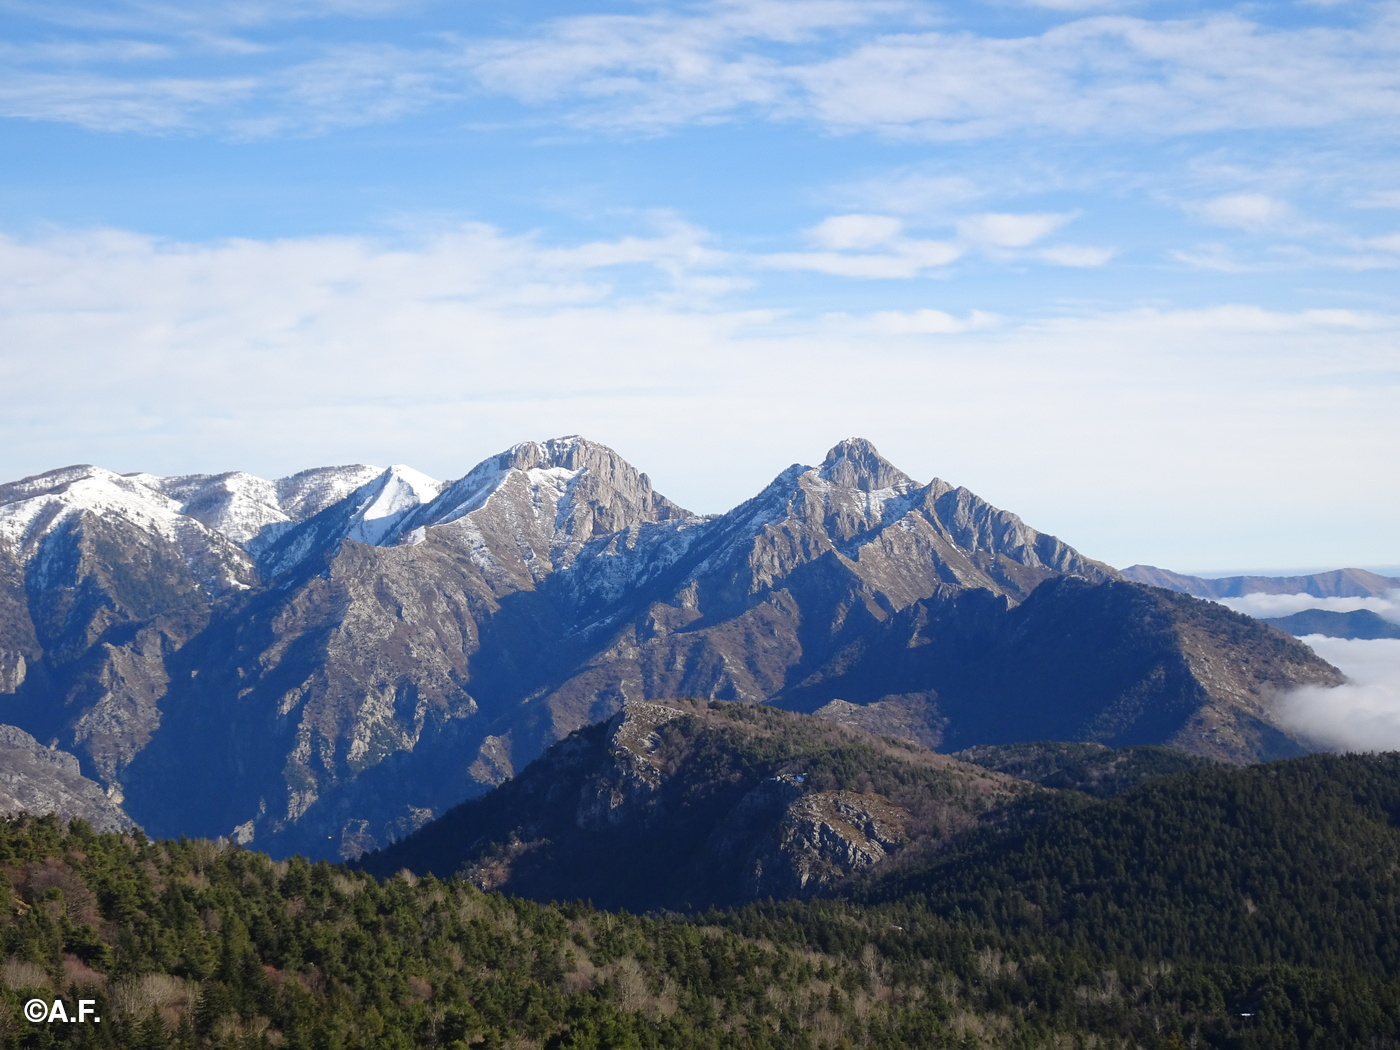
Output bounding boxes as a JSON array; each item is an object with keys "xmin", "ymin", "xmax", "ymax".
[
  {"xmin": 0, "ymin": 465, "xmax": 198, "ymax": 554},
  {"xmin": 0, "ymin": 437, "xmax": 1099, "ymax": 598},
  {"xmin": 0, "ymin": 463, "xmax": 409, "ymax": 576},
  {"xmin": 0, "ymin": 465, "xmax": 261, "ymax": 593},
  {"xmin": 0, "ymin": 440, "xmax": 689, "ymax": 586}
]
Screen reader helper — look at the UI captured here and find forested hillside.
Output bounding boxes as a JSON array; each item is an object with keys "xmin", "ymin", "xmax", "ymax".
[
  {"xmin": 866, "ymin": 752, "xmax": 1400, "ymax": 974},
  {"xmin": 4, "ymin": 752, "xmax": 1400, "ymax": 1047}
]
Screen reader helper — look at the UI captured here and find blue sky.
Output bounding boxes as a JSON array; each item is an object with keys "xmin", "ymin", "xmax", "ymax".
[{"xmin": 1, "ymin": 0, "xmax": 1398, "ymax": 571}]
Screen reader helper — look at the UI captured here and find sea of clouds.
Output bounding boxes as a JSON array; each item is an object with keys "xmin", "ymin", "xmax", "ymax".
[{"xmin": 1215, "ymin": 590, "xmax": 1400, "ymax": 753}]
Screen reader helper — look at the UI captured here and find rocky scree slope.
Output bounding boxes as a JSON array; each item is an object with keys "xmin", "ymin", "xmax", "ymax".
[
  {"xmin": 0, "ymin": 437, "xmax": 1340, "ymax": 860},
  {"xmin": 360, "ymin": 698, "xmax": 1032, "ymax": 910}
]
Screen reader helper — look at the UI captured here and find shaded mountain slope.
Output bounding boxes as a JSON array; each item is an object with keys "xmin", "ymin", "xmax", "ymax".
[
  {"xmin": 0, "ymin": 725, "xmax": 133, "ymax": 832},
  {"xmin": 360, "ymin": 699, "xmax": 1031, "ymax": 910},
  {"xmin": 776, "ymin": 577, "xmax": 1341, "ymax": 763},
  {"xmin": 480, "ymin": 438, "xmax": 1121, "ymax": 763}
]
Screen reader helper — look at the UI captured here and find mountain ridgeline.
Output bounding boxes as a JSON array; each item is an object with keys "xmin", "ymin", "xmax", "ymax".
[
  {"xmin": 0, "ymin": 438, "xmax": 1340, "ymax": 860},
  {"xmin": 360, "ymin": 700, "xmax": 1034, "ymax": 909}
]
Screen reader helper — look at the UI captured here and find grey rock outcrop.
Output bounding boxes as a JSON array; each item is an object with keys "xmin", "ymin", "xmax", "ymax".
[{"xmin": 0, "ymin": 724, "xmax": 134, "ymax": 831}]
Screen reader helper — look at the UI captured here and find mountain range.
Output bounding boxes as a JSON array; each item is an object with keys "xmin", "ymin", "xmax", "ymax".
[
  {"xmin": 1121, "ymin": 564, "xmax": 1400, "ymax": 599},
  {"xmin": 0, "ymin": 437, "xmax": 1342, "ymax": 860}
]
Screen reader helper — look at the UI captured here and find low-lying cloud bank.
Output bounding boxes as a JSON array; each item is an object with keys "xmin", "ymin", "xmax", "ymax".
[
  {"xmin": 1218, "ymin": 591, "xmax": 1400, "ymax": 623},
  {"xmin": 1278, "ymin": 636, "xmax": 1400, "ymax": 753}
]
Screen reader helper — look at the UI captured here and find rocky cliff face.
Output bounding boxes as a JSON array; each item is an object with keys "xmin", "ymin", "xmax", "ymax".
[
  {"xmin": 0, "ymin": 724, "xmax": 134, "ymax": 832},
  {"xmin": 0, "ymin": 437, "xmax": 1343, "ymax": 859},
  {"xmin": 360, "ymin": 699, "xmax": 1030, "ymax": 910}
]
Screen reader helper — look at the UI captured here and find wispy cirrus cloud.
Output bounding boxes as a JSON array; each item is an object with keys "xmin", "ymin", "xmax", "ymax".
[
  {"xmin": 0, "ymin": 42, "xmax": 449, "ymax": 135},
  {"xmin": 3, "ymin": 2, "xmax": 1400, "ymax": 142},
  {"xmin": 792, "ymin": 14, "xmax": 1400, "ymax": 139}
]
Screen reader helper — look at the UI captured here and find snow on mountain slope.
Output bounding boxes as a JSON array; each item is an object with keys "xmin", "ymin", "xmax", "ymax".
[
  {"xmin": 133, "ymin": 464, "xmax": 392, "ymax": 555},
  {"xmin": 344, "ymin": 465, "xmax": 444, "ymax": 546},
  {"xmin": 132, "ymin": 471, "xmax": 289, "ymax": 547},
  {"xmin": 0, "ymin": 465, "xmax": 257, "ymax": 592},
  {"xmin": 275, "ymin": 465, "xmax": 387, "ymax": 522}
]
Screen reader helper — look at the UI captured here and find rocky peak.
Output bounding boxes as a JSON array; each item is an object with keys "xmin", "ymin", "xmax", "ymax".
[
  {"xmin": 500, "ymin": 435, "xmax": 612, "ymax": 473},
  {"xmin": 402, "ymin": 437, "xmax": 692, "ymax": 567},
  {"xmin": 496, "ymin": 436, "xmax": 689, "ymax": 521},
  {"xmin": 607, "ymin": 701, "xmax": 688, "ymax": 765},
  {"xmin": 818, "ymin": 438, "xmax": 915, "ymax": 493}
]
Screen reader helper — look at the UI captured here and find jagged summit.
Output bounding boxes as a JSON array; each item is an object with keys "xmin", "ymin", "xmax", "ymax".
[
  {"xmin": 498, "ymin": 435, "xmax": 630, "ymax": 474},
  {"xmin": 818, "ymin": 437, "xmax": 916, "ymax": 493}
]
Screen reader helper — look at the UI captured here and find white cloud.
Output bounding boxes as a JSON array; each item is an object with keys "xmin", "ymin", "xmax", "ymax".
[
  {"xmin": 830, "ymin": 170, "xmax": 984, "ymax": 217},
  {"xmin": 0, "ymin": 41, "xmax": 454, "ymax": 136},
  {"xmin": 809, "ymin": 213, "xmax": 904, "ymax": 250},
  {"xmin": 760, "ymin": 209, "xmax": 1091, "ymax": 276},
  {"xmin": 863, "ymin": 308, "xmax": 998, "ymax": 334},
  {"xmin": 791, "ymin": 14, "xmax": 1400, "ymax": 139},
  {"xmin": 1171, "ymin": 243, "xmax": 1251, "ymax": 272},
  {"xmin": 1356, "ymin": 190, "xmax": 1400, "ymax": 209},
  {"xmin": 1278, "ymin": 637, "xmax": 1400, "ymax": 752},
  {"xmin": 1018, "ymin": 0, "xmax": 1141, "ymax": 9},
  {"xmin": 757, "ymin": 241, "xmax": 962, "ymax": 278},
  {"xmin": 1192, "ymin": 193, "xmax": 1294, "ymax": 231},
  {"xmin": 0, "ymin": 71, "xmax": 258, "ymax": 133},
  {"xmin": 759, "ymin": 217, "xmax": 963, "ymax": 277},
  {"xmin": 956, "ymin": 211, "xmax": 1074, "ymax": 248},
  {"xmin": 1365, "ymin": 232, "xmax": 1400, "ymax": 252},
  {"xmin": 456, "ymin": 0, "xmax": 904, "ymax": 131},
  {"xmin": 2, "ymin": 0, "xmax": 428, "ymax": 33}
]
